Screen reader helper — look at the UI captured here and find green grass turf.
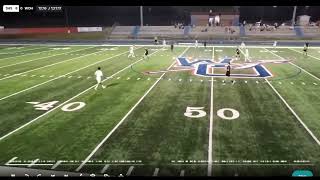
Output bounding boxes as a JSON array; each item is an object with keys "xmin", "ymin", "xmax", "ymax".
[{"xmin": 0, "ymin": 45, "xmax": 319, "ymax": 177}]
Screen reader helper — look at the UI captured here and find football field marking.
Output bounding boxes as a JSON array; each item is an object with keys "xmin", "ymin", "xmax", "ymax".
[
  {"xmin": 126, "ymin": 166, "xmax": 134, "ymax": 176},
  {"xmin": 75, "ymin": 47, "xmax": 189, "ymax": 172},
  {"xmin": 265, "ymin": 78, "xmax": 320, "ymax": 145},
  {"xmin": 0, "ymin": 49, "xmax": 153, "ymax": 141},
  {"xmin": 27, "ymin": 159, "xmax": 40, "ymax": 168},
  {"xmin": 0, "ymin": 47, "xmax": 95, "ymax": 81},
  {"xmin": 0, "ymin": 47, "xmax": 86, "ymax": 69},
  {"xmin": 263, "ymin": 48, "xmax": 320, "ymax": 82},
  {"xmin": 289, "ymin": 48, "xmax": 320, "ymax": 61},
  {"xmin": 153, "ymin": 168, "xmax": 159, "ymax": 176},
  {"xmin": 0, "ymin": 48, "xmax": 130, "ymax": 101},
  {"xmin": 208, "ymin": 76, "xmax": 214, "ymax": 176},
  {"xmin": 0, "ymin": 46, "xmax": 48, "ymax": 61},
  {"xmin": 5, "ymin": 157, "xmax": 18, "ymax": 165},
  {"xmin": 100, "ymin": 164, "xmax": 110, "ymax": 174},
  {"xmin": 51, "ymin": 160, "xmax": 62, "ymax": 170}
]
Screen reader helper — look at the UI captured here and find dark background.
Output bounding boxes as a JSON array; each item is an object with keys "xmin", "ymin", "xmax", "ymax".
[{"xmin": 0, "ymin": 6, "xmax": 319, "ymax": 27}]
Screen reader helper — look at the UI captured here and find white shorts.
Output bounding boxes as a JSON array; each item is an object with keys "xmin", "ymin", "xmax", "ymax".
[{"xmin": 96, "ymin": 77, "xmax": 102, "ymax": 83}]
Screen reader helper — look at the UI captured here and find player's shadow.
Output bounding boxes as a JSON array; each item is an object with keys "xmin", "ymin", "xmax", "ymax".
[{"xmin": 105, "ymin": 83, "xmax": 119, "ymax": 88}]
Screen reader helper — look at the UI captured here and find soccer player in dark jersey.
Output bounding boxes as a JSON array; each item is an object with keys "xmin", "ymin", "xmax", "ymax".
[
  {"xmin": 223, "ymin": 62, "xmax": 235, "ymax": 84},
  {"xmin": 170, "ymin": 42, "xmax": 174, "ymax": 52},
  {"xmin": 235, "ymin": 47, "xmax": 240, "ymax": 60},
  {"xmin": 303, "ymin": 42, "xmax": 309, "ymax": 56},
  {"xmin": 204, "ymin": 41, "xmax": 207, "ymax": 49},
  {"xmin": 144, "ymin": 48, "xmax": 149, "ymax": 60}
]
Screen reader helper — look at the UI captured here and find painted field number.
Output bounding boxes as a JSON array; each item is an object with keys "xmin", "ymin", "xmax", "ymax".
[
  {"xmin": 27, "ymin": 101, "xmax": 86, "ymax": 112},
  {"xmin": 184, "ymin": 107, "xmax": 207, "ymax": 118}
]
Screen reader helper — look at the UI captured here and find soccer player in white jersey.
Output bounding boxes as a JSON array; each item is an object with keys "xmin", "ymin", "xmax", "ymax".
[
  {"xmin": 163, "ymin": 39, "xmax": 166, "ymax": 46},
  {"xmin": 245, "ymin": 48, "xmax": 250, "ymax": 62},
  {"xmin": 195, "ymin": 40, "xmax": 198, "ymax": 48},
  {"xmin": 94, "ymin": 67, "xmax": 106, "ymax": 90},
  {"xmin": 128, "ymin": 45, "xmax": 135, "ymax": 58},
  {"xmin": 273, "ymin": 41, "xmax": 277, "ymax": 47},
  {"xmin": 240, "ymin": 42, "xmax": 246, "ymax": 49}
]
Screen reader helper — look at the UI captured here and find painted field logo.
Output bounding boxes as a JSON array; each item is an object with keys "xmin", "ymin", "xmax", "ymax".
[{"xmin": 146, "ymin": 57, "xmax": 289, "ymax": 79}]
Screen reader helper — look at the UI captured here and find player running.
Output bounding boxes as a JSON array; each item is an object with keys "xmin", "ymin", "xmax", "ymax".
[
  {"xmin": 223, "ymin": 62, "xmax": 235, "ymax": 84},
  {"xmin": 128, "ymin": 45, "xmax": 135, "ymax": 58},
  {"xmin": 235, "ymin": 47, "xmax": 240, "ymax": 60},
  {"xmin": 303, "ymin": 42, "xmax": 309, "ymax": 56},
  {"xmin": 273, "ymin": 41, "xmax": 277, "ymax": 47},
  {"xmin": 94, "ymin": 67, "xmax": 106, "ymax": 90},
  {"xmin": 144, "ymin": 48, "xmax": 149, "ymax": 60},
  {"xmin": 170, "ymin": 42, "xmax": 174, "ymax": 52},
  {"xmin": 195, "ymin": 40, "xmax": 198, "ymax": 48},
  {"xmin": 240, "ymin": 42, "xmax": 246, "ymax": 49}
]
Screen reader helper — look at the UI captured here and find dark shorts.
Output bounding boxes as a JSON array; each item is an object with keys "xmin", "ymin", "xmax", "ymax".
[{"xmin": 226, "ymin": 71, "xmax": 230, "ymax": 77}]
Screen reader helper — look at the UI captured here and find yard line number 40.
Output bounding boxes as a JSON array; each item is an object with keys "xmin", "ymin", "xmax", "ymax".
[
  {"xmin": 27, "ymin": 101, "xmax": 85, "ymax": 112},
  {"xmin": 184, "ymin": 106, "xmax": 239, "ymax": 120}
]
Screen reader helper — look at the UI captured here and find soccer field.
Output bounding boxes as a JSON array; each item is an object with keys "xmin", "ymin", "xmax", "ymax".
[{"xmin": 0, "ymin": 44, "xmax": 319, "ymax": 177}]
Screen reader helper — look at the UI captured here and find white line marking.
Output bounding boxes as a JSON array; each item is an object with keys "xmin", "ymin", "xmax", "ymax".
[
  {"xmin": 278, "ymin": 82, "xmax": 282, "ymax": 85},
  {"xmin": 0, "ymin": 47, "xmax": 47, "ymax": 61},
  {"xmin": 263, "ymin": 48, "xmax": 320, "ymax": 82},
  {"xmin": 0, "ymin": 47, "xmax": 96, "ymax": 81},
  {"xmin": 21, "ymin": 74, "xmax": 27, "ymax": 77},
  {"xmin": 126, "ymin": 166, "xmax": 134, "ymax": 176},
  {"xmin": 100, "ymin": 164, "xmax": 110, "ymax": 174},
  {"xmin": 313, "ymin": 83, "xmax": 318, "ymax": 85},
  {"xmin": 28, "ymin": 159, "xmax": 40, "ymax": 168},
  {"xmin": 117, "ymin": 77, "xmax": 121, "ymax": 79},
  {"xmin": 68, "ymin": 76, "xmax": 73, "ymax": 79},
  {"xmin": 0, "ymin": 50, "xmax": 154, "ymax": 140},
  {"xmin": 289, "ymin": 62, "xmax": 320, "ymax": 82},
  {"xmin": 75, "ymin": 47, "xmax": 189, "ymax": 172},
  {"xmin": 256, "ymin": 81, "xmax": 259, "ymax": 84},
  {"xmin": 289, "ymin": 48, "xmax": 320, "ymax": 61},
  {"xmin": 137, "ymin": 78, "xmax": 141, "ymax": 80},
  {"xmin": 302, "ymin": 82, "xmax": 306, "ymax": 85},
  {"xmin": 51, "ymin": 160, "xmax": 62, "ymax": 170},
  {"xmin": 0, "ymin": 50, "xmax": 132, "ymax": 102},
  {"xmin": 208, "ymin": 76, "xmax": 214, "ymax": 176},
  {"xmin": 265, "ymin": 78, "xmax": 320, "ymax": 145},
  {"xmin": 153, "ymin": 168, "xmax": 159, "ymax": 176},
  {"xmin": 180, "ymin": 170, "xmax": 185, "ymax": 177},
  {"xmin": 40, "ymin": 75, "xmax": 45, "ymax": 78},
  {"xmin": 30, "ymin": 75, "xmax": 36, "ymax": 77},
  {"xmin": 290, "ymin": 82, "xmax": 294, "ymax": 85},
  {"xmin": 5, "ymin": 157, "xmax": 18, "ymax": 165},
  {"xmin": 77, "ymin": 76, "xmax": 82, "ymax": 78},
  {"xmin": 0, "ymin": 47, "xmax": 86, "ymax": 69}
]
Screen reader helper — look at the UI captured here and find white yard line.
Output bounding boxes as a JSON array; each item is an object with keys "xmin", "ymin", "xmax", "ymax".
[
  {"xmin": 153, "ymin": 168, "xmax": 159, "ymax": 176},
  {"xmin": 289, "ymin": 48, "xmax": 320, "ymax": 61},
  {"xmin": 263, "ymin": 48, "xmax": 320, "ymax": 82},
  {"xmin": 208, "ymin": 76, "xmax": 214, "ymax": 177},
  {"xmin": 126, "ymin": 166, "xmax": 134, "ymax": 176},
  {"xmin": 0, "ymin": 46, "xmax": 47, "ymax": 61},
  {"xmin": 75, "ymin": 47, "xmax": 189, "ymax": 172},
  {"xmin": 100, "ymin": 164, "xmax": 110, "ymax": 174},
  {"xmin": 0, "ymin": 47, "xmax": 159, "ymax": 142},
  {"xmin": 27, "ymin": 159, "xmax": 40, "ymax": 168},
  {"xmin": 51, "ymin": 160, "xmax": 62, "ymax": 170},
  {"xmin": 265, "ymin": 78, "xmax": 320, "ymax": 146},
  {"xmin": 5, "ymin": 157, "xmax": 18, "ymax": 165},
  {"xmin": 0, "ymin": 47, "xmax": 89, "ymax": 69},
  {"xmin": 0, "ymin": 48, "xmax": 129, "ymax": 101},
  {"xmin": 0, "ymin": 47, "xmax": 96, "ymax": 81}
]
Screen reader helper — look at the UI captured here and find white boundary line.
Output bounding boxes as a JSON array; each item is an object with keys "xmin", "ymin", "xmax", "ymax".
[
  {"xmin": 0, "ymin": 47, "xmax": 95, "ymax": 81},
  {"xmin": 75, "ymin": 47, "xmax": 190, "ymax": 172},
  {"xmin": 0, "ymin": 48, "xmax": 129, "ymax": 101},
  {"xmin": 153, "ymin": 168, "xmax": 159, "ymax": 176},
  {"xmin": 100, "ymin": 164, "xmax": 110, "ymax": 174},
  {"xmin": 207, "ymin": 76, "xmax": 214, "ymax": 177},
  {"xmin": 0, "ymin": 47, "xmax": 159, "ymax": 141},
  {"xmin": 289, "ymin": 48, "xmax": 320, "ymax": 61},
  {"xmin": 51, "ymin": 160, "xmax": 62, "ymax": 170},
  {"xmin": 5, "ymin": 157, "xmax": 18, "ymax": 165},
  {"xmin": 126, "ymin": 166, "xmax": 134, "ymax": 176},
  {"xmin": 0, "ymin": 46, "xmax": 51, "ymax": 61},
  {"xmin": 264, "ymin": 78, "xmax": 320, "ymax": 146},
  {"xmin": 0, "ymin": 47, "xmax": 88, "ymax": 69},
  {"xmin": 1, "ymin": 43, "xmax": 320, "ymax": 48},
  {"xmin": 263, "ymin": 48, "xmax": 320, "ymax": 82},
  {"xmin": 27, "ymin": 159, "xmax": 40, "ymax": 168}
]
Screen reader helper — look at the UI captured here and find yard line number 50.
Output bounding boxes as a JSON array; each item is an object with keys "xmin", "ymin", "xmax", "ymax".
[
  {"xmin": 184, "ymin": 106, "xmax": 239, "ymax": 120},
  {"xmin": 27, "ymin": 101, "xmax": 86, "ymax": 112}
]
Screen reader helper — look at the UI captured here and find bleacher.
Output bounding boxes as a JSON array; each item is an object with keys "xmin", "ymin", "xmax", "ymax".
[
  {"xmin": 109, "ymin": 26, "xmax": 134, "ymax": 39},
  {"xmin": 244, "ymin": 25, "xmax": 296, "ymax": 37},
  {"xmin": 302, "ymin": 26, "xmax": 320, "ymax": 37},
  {"xmin": 189, "ymin": 26, "xmax": 240, "ymax": 38},
  {"xmin": 137, "ymin": 26, "xmax": 184, "ymax": 39}
]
